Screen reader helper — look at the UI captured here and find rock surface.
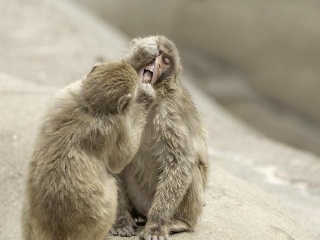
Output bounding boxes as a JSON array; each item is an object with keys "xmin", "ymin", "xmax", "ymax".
[{"xmin": 0, "ymin": 0, "xmax": 318, "ymax": 240}]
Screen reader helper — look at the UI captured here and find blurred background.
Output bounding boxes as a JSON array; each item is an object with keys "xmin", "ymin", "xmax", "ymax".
[{"xmin": 75, "ymin": 0, "xmax": 320, "ymax": 156}]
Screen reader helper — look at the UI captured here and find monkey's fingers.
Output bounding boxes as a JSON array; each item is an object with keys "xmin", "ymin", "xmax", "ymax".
[
  {"xmin": 110, "ymin": 226, "xmax": 136, "ymax": 237},
  {"xmin": 140, "ymin": 235, "xmax": 168, "ymax": 240},
  {"xmin": 110, "ymin": 228, "xmax": 117, "ymax": 236},
  {"xmin": 139, "ymin": 226, "xmax": 169, "ymax": 240}
]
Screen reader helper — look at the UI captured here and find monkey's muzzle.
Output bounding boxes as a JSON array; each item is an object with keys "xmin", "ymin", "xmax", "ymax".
[
  {"xmin": 141, "ymin": 56, "xmax": 162, "ymax": 85},
  {"xmin": 142, "ymin": 61, "xmax": 155, "ymax": 84}
]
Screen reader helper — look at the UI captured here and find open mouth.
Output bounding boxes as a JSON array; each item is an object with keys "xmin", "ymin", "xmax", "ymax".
[
  {"xmin": 140, "ymin": 60, "xmax": 157, "ymax": 84},
  {"xmin": 142, "ymin": 69, "xmax": 153, "ymax": 84}
]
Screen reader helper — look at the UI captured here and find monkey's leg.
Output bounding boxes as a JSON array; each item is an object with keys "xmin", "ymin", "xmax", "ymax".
[
  {"xmin": 169, "ymin": 167, "xmax": 204, "ymax": 234},
  {"xmin": 139, "ymin": 159, "xmax": 194, "ymax": 240},
  {"xmin": 110, "ymin": 175, "xmax": 137, "ymax": 237}
]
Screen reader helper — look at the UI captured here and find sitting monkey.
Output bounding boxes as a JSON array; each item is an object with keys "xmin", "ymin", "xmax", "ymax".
[
  {"xmin": 111, "ymin": 36, "xmax": 209, "ymax": 240},
  {"xmin": 21, "ymin": 61, "xmax": 155, "ymax": 240}
]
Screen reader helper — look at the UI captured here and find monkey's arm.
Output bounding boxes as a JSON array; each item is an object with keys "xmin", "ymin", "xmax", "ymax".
[
  {"xmin": 129, "ymin": 83, "xmax": 155, "ymax": 144},
  {"xmin": 106, "ymin": 83, "xmax": 155, "ymax": 174},
  {"xmin": 124, "ymin": 38, "xmax": 159, "ymax": 71},
  {"xmin": 110, "ymin": 84, "xmax": 155, "ymax": 237}
]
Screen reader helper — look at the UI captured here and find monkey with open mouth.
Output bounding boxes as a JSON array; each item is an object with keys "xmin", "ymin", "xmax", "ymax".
[{"xmin": 112, "ymin": 35, "xmax": 209, "ymax": 240}]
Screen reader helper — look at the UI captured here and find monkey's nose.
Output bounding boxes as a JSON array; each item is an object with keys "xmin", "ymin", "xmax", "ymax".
[{"xmin": 145, "ymin": 61, "xmax": 155, "ymax": 72}]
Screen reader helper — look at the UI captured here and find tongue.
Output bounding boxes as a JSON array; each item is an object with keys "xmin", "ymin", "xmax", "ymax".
[{"xmin": 143, "ymin": 71, "xmax": 152, "ymax": 83}]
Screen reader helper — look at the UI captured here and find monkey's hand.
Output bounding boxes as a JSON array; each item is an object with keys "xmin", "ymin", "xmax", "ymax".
[
  {"xmin": 125, "ymin": 38, "xmax": 159, "ymax": 71},
  {"xmin": 136, "ymin": 83, "xmax": 156, "ymax": 108},
  {"xmin": 110, "ymin": 211, "xmax": 137, "ymax": 237},
  {"xmin": 139, "ymin": 223, "xmax": 169, "ymax": 240},
  {"xmin": 135, "ymin": 38, "xmax": 159, "ymax": 61}
]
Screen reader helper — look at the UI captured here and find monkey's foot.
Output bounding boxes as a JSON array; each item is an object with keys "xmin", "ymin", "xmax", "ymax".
[
  {"xmin": 110, "ymin": 213, "xmax": 137, "ymax": 237},
  {"xmin": 168, "ymin": 219, "xmax": 192, "ymax": 234},
  {"xmin": 110, "ymin": 226, "xmax": 136, "ymax": 237},
  {"xmin": 139, "ymin": 224, "xmax": 169, "ymax": 240}
]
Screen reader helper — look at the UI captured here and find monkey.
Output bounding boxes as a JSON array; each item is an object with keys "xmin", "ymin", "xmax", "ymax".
[
  {"xmin": 21, "ymin": 61, "xmax": 156, "ymax": 240},
  {"xmin": 111, "ymin": 35, "xmax": 209, "ymax": 240}
]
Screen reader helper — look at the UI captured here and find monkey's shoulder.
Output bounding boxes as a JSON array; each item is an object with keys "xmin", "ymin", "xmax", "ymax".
[{"xmin": 159, "ymin": 87, "xmax": 200, "ymax": 121}]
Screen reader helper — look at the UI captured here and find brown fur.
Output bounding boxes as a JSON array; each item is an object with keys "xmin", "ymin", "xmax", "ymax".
[
  {"xmin": 21, "ymin": 61, "xmax": 155, "ymax": 240},
  {"xmin": 111, "ymin": 36, "xmax": 209, "ymax": 240}
]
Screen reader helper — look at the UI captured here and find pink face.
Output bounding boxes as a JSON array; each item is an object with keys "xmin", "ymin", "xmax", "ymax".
[{"xmin": 140, "ymin": 54, "xmax": 172, "ymax": 85}]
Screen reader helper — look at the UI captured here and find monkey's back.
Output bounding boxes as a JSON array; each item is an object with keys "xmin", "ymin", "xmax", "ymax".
[
  {"xmin": 22, "ymin": 83, "xmax": 117, "ymax": 240},
  {"xmin": 26, "ymin": 152, "xmax": 117, "ymax": 239}
]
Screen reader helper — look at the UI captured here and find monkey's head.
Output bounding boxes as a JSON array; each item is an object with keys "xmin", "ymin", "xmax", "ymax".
[
  {"xmin": 82, "ymin": 62, "xmax": 138, "ymax": 115},
  {"xmin": 140, "ymin": 35, "xmax": 182, "ymax": 87}
]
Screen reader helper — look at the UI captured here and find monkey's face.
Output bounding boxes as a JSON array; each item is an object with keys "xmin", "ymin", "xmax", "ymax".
[{"xmin": 140, "ymin": 53, "xmax": 172, "ymax": 85}]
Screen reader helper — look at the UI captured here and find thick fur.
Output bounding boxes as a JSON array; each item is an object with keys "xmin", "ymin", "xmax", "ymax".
[
  {"xmin": 21, "ymin": 62, "xmax": 155, "ymax": 240},
  {"xmin": 112, "ymin": 36, "xmax": 209, "ymax": 240}
]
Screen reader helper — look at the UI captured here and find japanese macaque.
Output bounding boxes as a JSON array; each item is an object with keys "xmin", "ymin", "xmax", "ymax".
[
  {"xmin": 111, "ymin": 36, "xmax": 209, "ymax": 240},
  {"xmin": 21, "ymin": 61, "xmax": 156, "ymax": 240}
]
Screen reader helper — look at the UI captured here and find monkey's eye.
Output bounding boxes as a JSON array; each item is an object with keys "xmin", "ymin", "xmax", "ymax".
[{"xmin": 163, "ymin": 57, "xmax": 171, "ymax": 65}]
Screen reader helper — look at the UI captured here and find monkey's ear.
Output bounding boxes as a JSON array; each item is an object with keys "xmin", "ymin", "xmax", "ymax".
[
  {"xmin": 87, "ymin": 63, "xmax": 102, "ymax": 75},
  {"xmin": 130, "ymin": 37, "xmax": 141, "ymax": 46},
  {"xmin": 117, "ymin": 93, "xmax": 132, "ymax": 113}
]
